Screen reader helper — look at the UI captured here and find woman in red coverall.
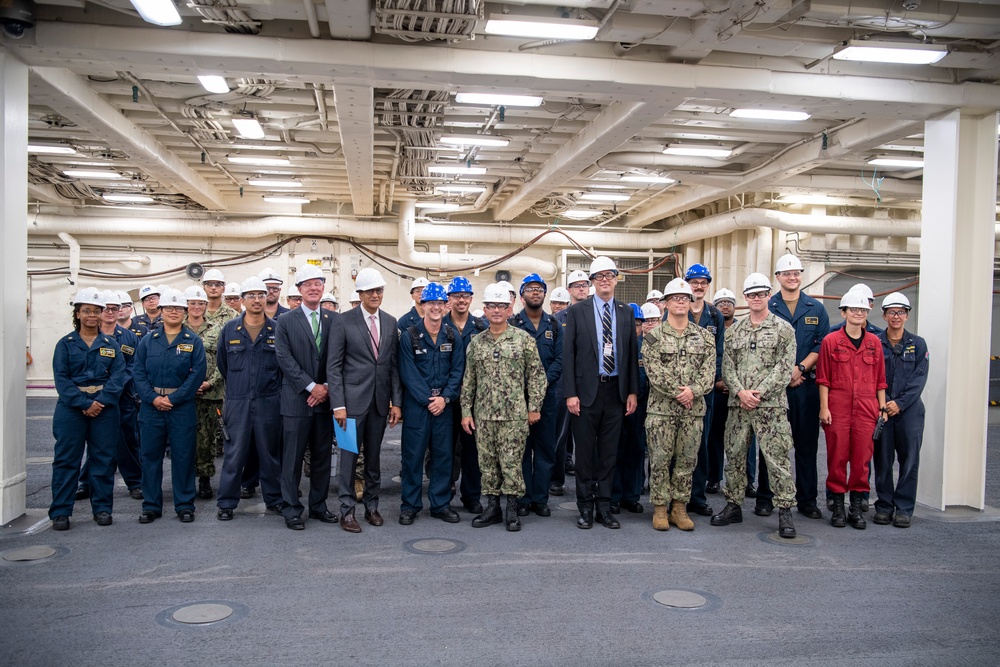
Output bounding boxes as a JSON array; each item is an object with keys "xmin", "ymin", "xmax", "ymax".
[{"xmin": 816, "ymin": 288, "xmax": 886, "ymax": 530}]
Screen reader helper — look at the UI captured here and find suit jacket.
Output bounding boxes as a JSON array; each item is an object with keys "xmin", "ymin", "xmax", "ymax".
[
  {"xmin": 275, "ymin": 306, "xmax": 336, "ymax": 417},
  {"xmin": 561, "ymin": 296, "xmax": 639, "ymax": 407},
  {"xmin": 327, "ymin": 306, "xmax": 402, "ymax": 417}
]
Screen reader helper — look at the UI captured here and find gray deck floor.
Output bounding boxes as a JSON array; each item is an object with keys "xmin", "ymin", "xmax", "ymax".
[{"xmin": 3, "ymin": 397, "xmax": 1000, "ymax": 666}]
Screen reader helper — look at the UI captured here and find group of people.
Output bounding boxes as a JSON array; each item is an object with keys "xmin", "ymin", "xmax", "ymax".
[{"xmin": 48, "ymin": 252, "xmax": 928, "ymax": 539}]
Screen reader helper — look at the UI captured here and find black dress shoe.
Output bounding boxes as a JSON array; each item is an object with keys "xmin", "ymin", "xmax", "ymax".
[
  {"xmin": 621, "ymin": 500, "xmax": 644, "ymax": 514},
  {"xmin": 52, "ymin": 516, "xmax": 70, "ymax": 531},
  {"xmin": 705, "ymin": 482, "xmax": 720, "ymax": 494},
  {"xmin": 138, "ymin": 510, "xmax": 161, "ymax": 524},
  {"xmin": 217, "ymin": 508, "xmax": 234, "ymax": 521},
  {"xmin": 399, "ymin": 509, "xmax": 416, "ymax": 525},
  {"xmin": 75, "ymin": 487, "xmax": 90, "ymax": 501},
  {"xmin": 129, "ymin": 487, "xmax": 144, "ymax": 500},
  {"xmin": 517, "ymin": 505, "xmax": 529, "ymax": 517},
  {"xmin": 265, "ymin": 504, "xmax": 284, "ymax": 515},
  {"xmin": 710, "ymin": 502, "xmax": 744, "ymax": 526},
  {"xmin": 308, "ymin": 510, "xmax": 339, "ymax": 523},
  {"xmin": 431, "ymin": 507, "xmax": 461, "ymax": 523},
  {"xmin": 754, "ymin": 502, "xmax": 774, "ymax": 517},
  {"xmin": 686, "ymin": 502, "xmax": 713, "ymax": 516},
  {"xmin": 240, "ymin": 487, "xmax": 255, "ymax": 499},
  {"xmin": 609, "ymin": 501, "xmax": 621, "ymax": 515},
  {"xmin": 93, "ymin": 511, "xmax": 113, "ymax": 526},
  {"xmin": 565, "ymin": 460, "xmax": 575, "ymax": 475},
  {"xmin": 364, "ymin": 509, "xmax": 384, "ymax": 527},
  {"xmin": 285, "ymin": 516, "xmax": 305, "ymax": 530},
  {"xmin": 178, "ymin": 510, "xmax": 195, "ymax": 523},
  {"xmin": 532, "ymin": 502, "xmax": 551, "ymax": 517},
  {"xmin": 798, "ymin": 505, "xmax": 823, "ymax": 520},
  {"xmin": 576, "ymin": 511, "xmax": 593, "ymax": 529},
  {"xmin": 549, "ymin": 484, "xmax": 564, "ymax": 497},
  {"xmin": 341, "ymin": 514, "xmax": 363, "ymax": 533},
  {"xmin": 595, "ymin": 511, "xmax": 621, "ymax": 529}
]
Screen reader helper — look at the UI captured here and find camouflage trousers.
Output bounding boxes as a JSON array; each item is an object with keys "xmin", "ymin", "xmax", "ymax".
[
  {"xmin": 195, "ymin": 399, "xmax": 222, "ymax": 478},
  {"xmin": 646, "ymin": 413, "xmax": 703, "ymax": 505},
  {"xmin": 477, "ymin": 420, "xmax": 528, "ymax": 497},
  {"xmin": 724, "ymin": 406, "xmax": 795, "ymax": 508}
]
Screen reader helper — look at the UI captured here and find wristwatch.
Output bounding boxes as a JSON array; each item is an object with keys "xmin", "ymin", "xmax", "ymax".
[
  {"xmin": 797, "ymin": 363, "xmax": 807, "ymax": 373},
  {"xmin": 443, "ymin": 397, "xmax": 450, "ymax": 404}
]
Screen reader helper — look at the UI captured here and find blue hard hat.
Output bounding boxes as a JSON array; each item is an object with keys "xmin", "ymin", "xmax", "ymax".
[
  {"xmin": 420, "ymin": 282, "xmax": 449, "ymax": 303},
  {"xmin": 447, "ymin": 276, "xmax": 473, "ymax": 295},
  {"xmin": 630, "ymin": 303, "xmax": 644, "ymax": 320},
  {"xmin": 519, "ymin": 273, "xmax": 547, "ymax": 295},
  {"xmin": 685, "ymin": 263, "xmax": 712, "ymax": 283}
]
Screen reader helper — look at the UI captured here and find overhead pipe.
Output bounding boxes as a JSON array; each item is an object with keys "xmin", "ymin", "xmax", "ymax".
[
  {"xmin": 57, "ymin": 232, "xmax": 80, "ymax": 285},
  {"xmin": 302, "ymin": 0, "xmax": 321, "ymax": 38},
  {"xmin": 29, "ymin": 254, "xmax": 151, "ymax": 265}
]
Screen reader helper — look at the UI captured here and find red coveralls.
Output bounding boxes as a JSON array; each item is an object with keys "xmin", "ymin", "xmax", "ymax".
[{"xmin": 815, "ymin": 329, "xmax": 886, "ymax": 494}]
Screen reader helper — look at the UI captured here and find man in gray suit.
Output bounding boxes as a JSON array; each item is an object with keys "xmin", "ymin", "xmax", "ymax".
[
  {"xmin": 328, "ymin": 267, "xmax": 402, "ymax": 532},
  {"xmin": 274, "ymin": 264, "xmax": 338, "ymax": 530}
]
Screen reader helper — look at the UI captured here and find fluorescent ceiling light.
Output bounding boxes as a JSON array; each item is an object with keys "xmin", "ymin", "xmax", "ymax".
[
  {"xmin": 663, "ymin": 144, "xmax": 733, "ymax": 158},
  {"xmin": 414, "ymin": 201, "xmax": 461, "ymax": 211},
  {"xmin": 581, "ymin": 193, "xmax": 629, "ymax": 202},
  {"xmin": 832, "ymin": 40, "xmax": 948, "ymax": 65},
  {"xmin": 440, "ymin": 134, "xmax": 510, "ymax": 148},
  {"xmin": 435, "ymin": 185, "xmax": 487, "ymax": 194},
  {"xmin": 428, "ymin": 165, "xmax": 487, "ymax": 175},
  {"xmin": 247, "ymin": 178, "xmax": 302, "ymax": 188},
  {"xmin": 263, "ymin": 196, "xmax": 311, "ymax": 204},
  {"xmin": 62, "ymin": 169, "xmax": 123, "ymax": 180},
  {"xmin": 102, "ymin": 193, "xmax": 154, "ymax": 203},
  {"xmin": 130, "ymin": 0, "xmax": 182, "ymax": 26},
  {"xmin": 590, "ymin": 184, "xmax": 628, "ymax": 190},
  {"xmin": 229, "ymin": 143, "xmax": 286, "ymax": 151},
  {"xmin": 28, "ymin": 143, "xmax": 76, "ymax": 155},
  {"xmin": 227, "ymin": 155, "xmax": 291, "ymax": 167},
  {"xmin": 621, "ymin": 175, "xmax": 676, "ymax": 184},
  {"xmin": 232, "ymin": 117, "xmax": 265, "ymax": 140},
  {"xmin": 484, "ymin": 14, "xmax": 599, "ymax": 40},
  {"xmin": 563, "ymin": 209, "xmax": 602, "ymax": 219},
  {"xmin": 778, "ymin": 194, "xmax": 844, "ymax": 205},
  {"xmin": 197, "ymin": 75, "xmax": 229, "ymax": 94},
  {"xmin": 455, "ymin": 93, "xmax": 543, "ymax": 107},
  {"xmin": 879, "ymin": 143, "xmax": 925, "ymax": 153},
  {"xmin": 729, "ymin": 109, "xmax": 811, "ymax": 121},
  {"xmin": 868, "ymin": 157, "xmax": 925, "ymax": 168}
]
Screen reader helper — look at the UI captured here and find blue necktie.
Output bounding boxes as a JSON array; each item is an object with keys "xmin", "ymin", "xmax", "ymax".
[{"xmin": 602, "ymin": 303, "xmax": 614, "ymax": 375}]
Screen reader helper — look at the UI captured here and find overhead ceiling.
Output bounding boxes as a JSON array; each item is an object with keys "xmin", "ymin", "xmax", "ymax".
[{"xmin": 5, "ymin": 0, "xmax": 1000, "ymax": 231}]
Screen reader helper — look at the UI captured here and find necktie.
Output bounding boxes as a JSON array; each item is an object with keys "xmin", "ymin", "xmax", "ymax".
[
  {"xmin": 310, "ymin": 310, "xmax": 321, "ymax": 352},
  {"xmin": 602, "ymin": 303, "xmax": 614, "ymax": 375},
  {"xmin": 369, "ymin": 313, "xmax": 380, "ymax": 359}
]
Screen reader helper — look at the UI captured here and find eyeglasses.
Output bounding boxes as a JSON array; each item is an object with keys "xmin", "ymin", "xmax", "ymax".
[
  {"xmin": 78, "ymin": 308, "xmax": 102, "ymax": 316},
  {"xmin": 665, "ymin": 295, "xmax": 690, "ymax": 303},
  {"xmin": 568, "ymin": 282, "xmax": 589, "ymax": 290},
  {"xmin": 161, "ymin": 306, "xmax": 186, "ymax": 313},
  {"xmin": 745, "ymin": 292, "xmax": 770, "ymax": 300},
  {"xmin": 449, "ymin": 293, "xmax": 472, "ymax": 300},
  {"xmin": 243, "ymin": 293, "xmax": 266, "ymax": 300},
  {"xmin": 103, "ymin": 305, "xmax": 120, "ymax": 312},
  {"xmin": 591, "ymin": 272, "xmax": 617, "ymax": 282},
  {"xmin": 204, "ymin": 281, "xmax": 225, "ymax": 288},
  {"xmin": 483, "ymin": 303, "xmax": 508, "ymax": 311},
  {"xmin": 266, "ymin": 285, "xmax": 281, "ymax": 292},
  {"xmin": 522, "ymin": 287, "xmax": 545, "ymax": 294},
  {"xmin": 885, "ymin": 309, "xmax": 908, "ymax": 318},
  {"xmin": 360, "ymin": 287, "xmax": 384, "ymax": 295},
  {"xmin": 687, "ymin": 279, "xmax": 709, "ymax": 287},
  {"xmin": 846, "ymin": 307, "xmax": 868, "ymax": 315},
  {"xmin": 776, "ymin": 271, "xmax": 801, "ymax": 278}
]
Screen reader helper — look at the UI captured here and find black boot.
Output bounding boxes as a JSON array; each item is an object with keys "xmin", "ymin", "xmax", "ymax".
[
  {"xmin": 710, "ymin": 502, "xmax": 743, "ymax": 526},
  {"xmin": 505, "ymin": 495, "xmax": 521, "ymax": 532},
  {"xmin": 830, "ymin": 493, "xmax": 847, "ymax": 528},
  {"xmin": 472, "ymin": 495, "xmax": 502, "ymax": 528},
  {"xmin": 197, "ymin": 476, "xmax": 214, "ymax": 499},
  {"xmin": 778, "ymin": 507, "xmax": 796, "ymax": 538},
  {"xmin": 847, "ymin": 491, "xmax": 867, "ymax": 530}
]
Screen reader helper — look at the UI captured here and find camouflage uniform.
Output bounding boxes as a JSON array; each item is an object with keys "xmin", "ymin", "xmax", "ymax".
[
  {"xmin": 642, "ymin": 321, "xmax": 716, "ymax": 505},
  {"xmin": 190, "ymin": 319, "xmax": 224, "ymax": 478},
  {"xmin": 461, "ymin": 326, "xmax": 547, "ymax": 497},
  {"xmin": 205, "ymin": 302, "xmax": 236, "ymax": 456},
  {"xmin": 722, "ymin": 312, "xmax": 796, "ymax": 508}
]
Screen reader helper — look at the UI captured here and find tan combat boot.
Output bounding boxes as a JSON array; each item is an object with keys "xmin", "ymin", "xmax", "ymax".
[
  {"xmin": 652, "ymin": 505, "xmax": 670, "ymax": 531},
  {"xmin": 669, "ymin": 504, "xmax": 695, "ymax": 531}
]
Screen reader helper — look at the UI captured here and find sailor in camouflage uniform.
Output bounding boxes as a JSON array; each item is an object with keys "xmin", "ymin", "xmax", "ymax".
[
  {"xmin": 461, "ymin": 283, "xmax": 547, "ymax": 532},
  {"xmin": 183, "ymin": 286, "xmax": 225, "ymax": 500},
  {"xmin": 711, "ymin": 273, "xmax": 798, "ymax": 539},
  {"xmin": 643, "ymin": 279, "xmax": 716, "ymax": 532}
]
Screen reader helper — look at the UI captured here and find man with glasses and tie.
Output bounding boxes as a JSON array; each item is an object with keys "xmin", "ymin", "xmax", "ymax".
[
  {"xmin": 328, "ymin": 267, "xmax": 402, "ymax": 533},
  {"xmin": 561, "ymin": 256, "xmax": 639, "ymax": 529}
]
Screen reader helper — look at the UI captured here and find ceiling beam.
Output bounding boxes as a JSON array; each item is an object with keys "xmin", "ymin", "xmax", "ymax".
[{"xmin": 331, "ymin": 84, "xmax": 374, "ymax": 216}]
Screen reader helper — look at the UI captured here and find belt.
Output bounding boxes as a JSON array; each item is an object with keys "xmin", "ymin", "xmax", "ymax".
[
  {"xmin": 599, "ymin": 375, "xmax": 614, "ymax": 383},
  {"xmin": 77, "ymin": 385, "xmax": 104, "ymax": 393},
  {"xmin": 430, "ymin": 388, "xmax": 442, "ymax": 397},
  {"xmin": 153, "ymin": 387, "xmax": 178, "ymax": 396}
]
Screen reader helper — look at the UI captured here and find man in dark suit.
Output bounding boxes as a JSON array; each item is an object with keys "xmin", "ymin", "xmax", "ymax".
[
  {"xmin": 561, "ymin": 256, "xmax": 639, "ymax": 529},
  {"xmin": 274, "ymin": 264, "xmax": 338, "ymax": 530},
  {"xmin": 328, "ymin": 267, "xmax": 402, "ymax": 533}
]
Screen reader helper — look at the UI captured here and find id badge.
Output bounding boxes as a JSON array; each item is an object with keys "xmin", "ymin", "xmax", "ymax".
[{"xmin": 603, "ymin": 343, "xmax": 613, "ymax": 356}]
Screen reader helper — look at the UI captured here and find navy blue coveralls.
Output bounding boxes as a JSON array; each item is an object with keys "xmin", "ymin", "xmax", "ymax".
[
  {"xmin": 216, "ymin": 314, "xmax": 284, "ymax": 511},
  {"xmin": 50, "ymin": 331, "xmax": 125, "ymax": 520},
  {"xmin": 397, "ymin": 306, "xmax": 423, "ymax": 332},
  {"xmin": 551, "ymin": 308, "xmax": 574, "ymax": 487},
  {"xmin": 875, "ymin": 329, "xmax": 928, "ymax": 518},
  {"xmin": 133, "ymin": 327, "xmax": 207, "ymax": 516},
  {"xmin": 398, "ymin": 321, "xmax": 465, "ymax": 513},
  {"xmin": 443, "ymin": 312, "xmax": 488, "ymax": 508},
  {"xmin": 135, "ymin": 312, "xmax": 161, "ymax": 331},
  {"xmin": 510, "ymin": 309, "xmax": 562, "ymax": 508},
  {"xmin": 758, "ymin": 292, "xmax": 830, "ymax": 510},
  {"xmin": 613, "ymin": 330, "xmax": 649, "ymax": 504}
]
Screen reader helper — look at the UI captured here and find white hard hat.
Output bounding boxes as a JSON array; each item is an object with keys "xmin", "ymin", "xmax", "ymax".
[
  {"xmin": 483, "ymin": 283, "xmax": 510, "ymax": 303},
  {"xmin": 160, "ymin": 288, "xmax": 188, "ymax": 308},
  {"xmin": 713, "ymin": 288, "xmax": 737, "ymax": 304},
  {"xmin": 471, "ymin": 309, "xmax": 485, "ymax": 318},
  {"xmin": 743, "ymin": 273, "xmax": 772, "ymax": 294},
  {"xmin": 589, "ymin": 255, "xmax": 618, "ymax": 277},
  {"xmin": 350, "ymin": 291, "xmax": 361, "ymax": 303},
  {"xmin": 138, "ymin": 284, "xmax": 159, "ymax": 300},
  {"xmin": 354, "ymin": 267, "xmax": 386, "ymax": 292},
  {"xmin": 840, "ymin": 288, "xmax": 871, "ymax": 310},
  {"xmin": 295, "ymin": 264, "xmax": 326, "ymax": 286},
  {"xmin": 849, "ymin": 283, "xmax": 874, "ymax": 302},
  {"xmin": 663, "ymin": 278, "xmax": 694, "ymax": 301},
  {"xmin": 258, "ymin": 267, "xmax": 283, "ymax": 285},
  {"xmin": 640, "ymin": 303, "xmax": 661, "ymax": 319},
  {"xmin": 286, "ymin": 284, "xmax": 302, "ymax": 298},
  {"xmin": 588, "ymin": 286, "xmax": 596, "ymax": 296},
  {"xmin": 774, "ymin": 253, "xmax": 804, "ymax": 274},
  {"xmin": 567, "ymin": 270, "xmax": 590, "ymax": 286},
  {"xmin": 410, "ymin": 277, "xmax": 430, "ymax": 292},
  {"xmin": 646, "ymin": 289, "xmax": 664, "ymax": 302},
  {"xmin": 240, "ymin": 277, "xmax": 267, "ymax": 295},
  {"xmin": 183, "ymin": 285, "xmax": 208, "ymax": 302},
  {"xmin": 320, "ymin": 292, "xmax": 337, "ymax": 304},
  {"xmin": 881, "ymin": 292, "xmax": 911, "ymax": 311},
  {"xmin": 116, "ymin": 290, "xmax": 133, "ymax": 306},
  {"xmin": 224, "ymin": 282, "xmax": 241, "ymax": 297},
  {"xmin": 73, "ymin": 287, "xmax": 105, "ymax": 308},
  {"xmin": 496, "ymin": 280, "xmax": 516, "ymax": 295},
  {"xmin": 101, "ymin": 289, "xmax": 117, "ymax": 306},
  {"xmin": 156, "ymin": 285, "xmax": 172, "ymax": 298},
  {"xmin": 202, "ymin": 268, "xmax": 225, "ymax": 283},
  {"xmin": 550, "ymin": 287, "xmax": 570, "ymax": 303}
]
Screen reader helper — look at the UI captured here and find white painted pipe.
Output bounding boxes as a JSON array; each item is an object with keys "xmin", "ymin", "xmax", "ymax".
[
  {"xmin": 302, "ymin": 0, "xmax": 321, "ymax": 38},
  {"xmin": 28, "ymin": 254, "xmax": 151, "ymax": 265},
  {"xmin": 56, "ymin": 232, "xmax": 80, "ymax": 285}
]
